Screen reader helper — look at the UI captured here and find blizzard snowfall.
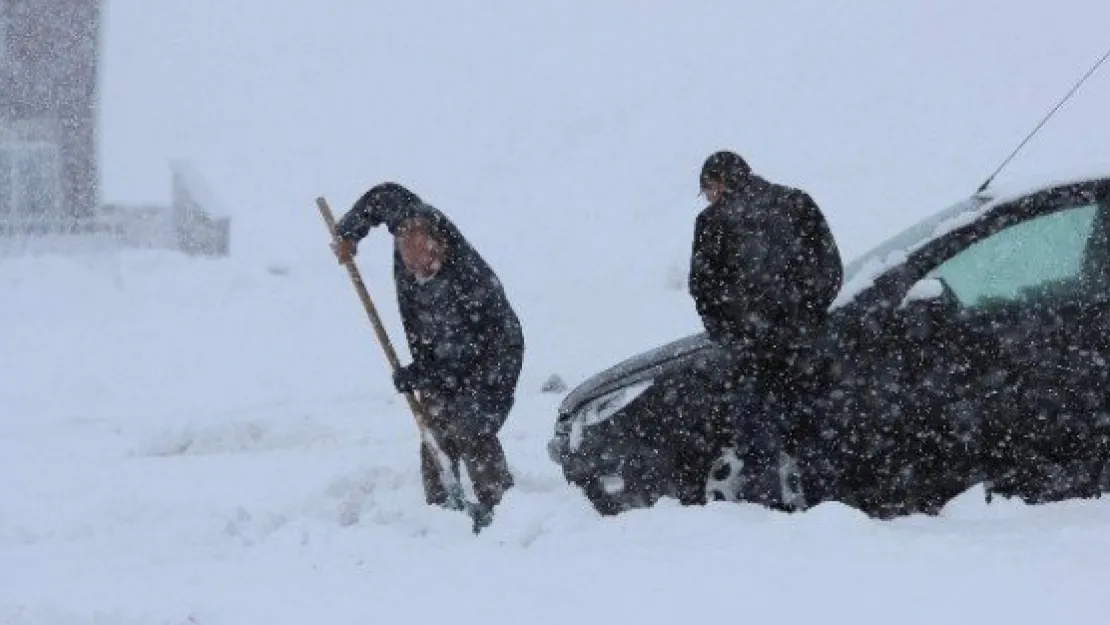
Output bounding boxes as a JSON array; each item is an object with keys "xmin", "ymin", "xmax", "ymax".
[{"xmin": 5, "ymin": 2, "xmax": 1110, "ymax": 623}]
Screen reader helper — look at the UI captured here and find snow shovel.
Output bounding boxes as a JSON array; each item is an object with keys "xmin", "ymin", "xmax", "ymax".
[{"xmin": 315, "ymin": 196, "xmax": 493, "ymax": 533}]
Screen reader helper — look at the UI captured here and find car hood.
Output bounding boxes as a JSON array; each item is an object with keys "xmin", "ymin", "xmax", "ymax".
[{"xmin": 558, "ymin": 332, "xmax": 715, "ymax": 415}]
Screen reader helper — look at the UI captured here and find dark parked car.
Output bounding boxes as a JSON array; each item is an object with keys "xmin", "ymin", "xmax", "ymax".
[{"xmin": 548, "ymin": 172, "xmax": 1110, "ymax": 518}]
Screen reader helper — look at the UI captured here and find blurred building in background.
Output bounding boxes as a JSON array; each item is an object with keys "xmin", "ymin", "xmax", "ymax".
[{"xmin": 0, "ymin": 0, "xmax": 229, "ymax": 256}]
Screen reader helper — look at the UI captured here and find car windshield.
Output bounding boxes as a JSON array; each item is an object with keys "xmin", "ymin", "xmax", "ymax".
[{"xmin": 835, "ymin": 194, "xmax": 992, "ymax": 307}]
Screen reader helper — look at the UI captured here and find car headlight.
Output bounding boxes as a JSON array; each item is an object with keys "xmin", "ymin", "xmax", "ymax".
[
  {"xmin": 568, "ymin": 379, "xmax": 654, "ymax": 451},
  {"xmin": 579, "ymin": 379, "xmax": 654, "ymax": 426}
]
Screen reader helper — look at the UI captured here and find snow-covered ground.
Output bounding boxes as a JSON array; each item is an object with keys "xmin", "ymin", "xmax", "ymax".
[
  {"xmin": 6, "ymin": 1, "xmax": 1110, "ymax": 623},
  {"xmin": 6, "ymin": 251, "xmax": 1110, "ymax": 625}
]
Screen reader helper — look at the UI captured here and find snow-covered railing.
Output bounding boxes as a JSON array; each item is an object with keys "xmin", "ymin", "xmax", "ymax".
[{"xmin": 0, "ymin": 161, "xmax": 231, "ymax": 257}]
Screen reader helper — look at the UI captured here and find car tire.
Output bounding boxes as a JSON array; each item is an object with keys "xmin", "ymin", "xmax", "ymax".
[
  {"xmin": 704, "ymin": 446, "xmax": 808, "ymax": 511},
  {"xmin": 705, "ymin": 446, "xmax": 747, "ymax": 503}
]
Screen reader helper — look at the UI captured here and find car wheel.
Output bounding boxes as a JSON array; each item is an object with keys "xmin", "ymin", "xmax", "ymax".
[
  {"xmin": 705, "ymin": 446, "xmax": 746, "ymax": 502},
  {"xmin": 704, "ymin": 446, "xmax": 808, "ymax": 511}
]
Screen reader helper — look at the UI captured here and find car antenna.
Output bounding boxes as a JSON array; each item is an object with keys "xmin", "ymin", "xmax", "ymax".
[{"xmin": 976, "ymin": 42, "xmax": 1110, "ymax": 194}]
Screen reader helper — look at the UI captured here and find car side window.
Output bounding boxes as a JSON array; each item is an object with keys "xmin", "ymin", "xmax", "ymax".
[{"xmin": 926, "ymin": 203, "xmax": 1104, "ymax": 309}]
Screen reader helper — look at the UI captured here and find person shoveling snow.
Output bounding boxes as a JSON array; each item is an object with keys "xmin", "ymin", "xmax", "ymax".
[{"xmin": 327, "ymin": 183, "xmax": 525, "ymax": 530}]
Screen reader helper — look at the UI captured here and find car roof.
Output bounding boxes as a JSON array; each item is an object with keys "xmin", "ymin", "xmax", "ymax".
[
  {"xmin": 832, "ymin": 169, "xmax": 1110, "ymax": 310},
  {"xmin": 973, "ymin": 168, "xmax": 1110, "ymax": 211}
]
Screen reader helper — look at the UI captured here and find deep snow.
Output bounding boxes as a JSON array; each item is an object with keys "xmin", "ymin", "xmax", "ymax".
[
  {"xmin": 6, "ymin": 251, "xmax": 1110, "ymax": 625},
  {"xmin": 6, "ymin": 1, "xmax": 1110, "ymax": 623}
]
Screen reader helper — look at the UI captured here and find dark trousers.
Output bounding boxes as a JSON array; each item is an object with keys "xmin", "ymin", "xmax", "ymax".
[
  {"xmin": 712, "ymin": 333, "xmax": 825, "ymax": 509},
  {"xmin": 418, "ymin": 365, "xmax": 519, "ymax": 508}
]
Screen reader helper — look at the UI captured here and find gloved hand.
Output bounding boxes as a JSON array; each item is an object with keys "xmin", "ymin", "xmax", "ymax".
[
  {"xmin": 392, "ymin": 362, "xmax": 432, "ymax": 394},
  {"xmin": 331, "ymin": 237, "xmax": 358, "ymax": 264}
]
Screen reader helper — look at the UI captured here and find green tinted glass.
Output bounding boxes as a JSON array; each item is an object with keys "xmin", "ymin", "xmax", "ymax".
[{"xmin": 930, "ymin": 204, "xmax": 1100, "ymax": 307}]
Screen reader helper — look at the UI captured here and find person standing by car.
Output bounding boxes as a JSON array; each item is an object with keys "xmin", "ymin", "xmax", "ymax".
[
  {"xmin": 688, "ymin": 149, "xmax": 844, "ymax": 508},
  {"xmin": 331, "ymin": 182, "xmax": 524, "ymax": 516}
]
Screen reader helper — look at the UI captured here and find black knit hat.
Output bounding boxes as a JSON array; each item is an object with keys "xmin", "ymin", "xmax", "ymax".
[
  {"xmin": 364, "ymin": 182, "xmax": 421, "ymax": 214},
  {"xmin": 700, "ymin": 150, "xmax": 751, "ymax": 191}
]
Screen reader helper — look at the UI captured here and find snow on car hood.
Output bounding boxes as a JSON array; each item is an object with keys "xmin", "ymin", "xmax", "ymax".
[{"xmin": 557, "ymin": 332, "xmax": 713, "ymax": 415}]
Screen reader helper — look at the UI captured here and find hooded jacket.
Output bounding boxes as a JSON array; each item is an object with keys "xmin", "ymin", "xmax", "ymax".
[
  {"xmin": 689, "ymin": 172, "xmax": 843, "ymax": 350},
  {"xmin": 336, "ymin": 183, "xmax": 524, "ymax": 404}
]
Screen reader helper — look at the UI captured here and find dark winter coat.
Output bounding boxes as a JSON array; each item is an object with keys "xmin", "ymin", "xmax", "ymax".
[
  {"xmin": 335, "ymin": 184, "xmax": 525, "ymax": 414},
  {"xmin": 688, "ymin": 174, "xmax": 843, "ymax": 351}
]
